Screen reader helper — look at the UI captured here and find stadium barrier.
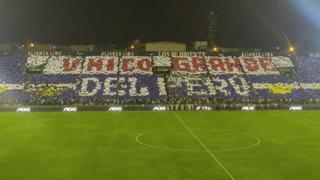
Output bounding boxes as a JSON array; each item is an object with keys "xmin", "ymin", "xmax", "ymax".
[{"xmin": 0, "ymin": 105, "xmax": 318, "ymax": 112}]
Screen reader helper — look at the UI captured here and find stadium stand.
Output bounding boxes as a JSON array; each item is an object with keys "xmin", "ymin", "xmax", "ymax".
[{"xmin": 1, "ymin": 51, "xmax": 320, "ymax": 106}]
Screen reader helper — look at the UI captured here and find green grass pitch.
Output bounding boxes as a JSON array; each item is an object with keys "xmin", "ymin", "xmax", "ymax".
[{"xmin": 0, "ymin": 111, "xmax": 319, "ymax": 180}]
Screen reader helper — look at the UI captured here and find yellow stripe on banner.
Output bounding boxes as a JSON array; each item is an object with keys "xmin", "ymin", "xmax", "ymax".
[
  {"xmin": 0, "ymin": 86, "xmax": 8, "ymax": 94},
  {"xmin": 267, "ymin": 84, "xmax": 293, "ymax": 95},
  {"xmin": 36, "ymin": 85, "xmax": 68, "ymax": 97}
]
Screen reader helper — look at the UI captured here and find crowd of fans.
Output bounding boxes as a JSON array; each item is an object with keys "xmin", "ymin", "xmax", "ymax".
[{"xmin": 1, "ymin": 52, "xmax": 320, "ymax": 106}]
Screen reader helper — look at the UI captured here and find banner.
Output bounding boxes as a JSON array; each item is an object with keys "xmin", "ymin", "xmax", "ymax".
[
  {"xmin": 172, "ymin": 56, "xmax": 207, "ymax": 74},
  {"xmin": 267, "ymin": 84, "xmax": 294, "ymax": 95},
  {"xmin": 0, "ymin": 86, "xmax": 7, "ymax": 94},
  {"xmin": 36, "ymin": 85, "xmax": 68, "ymax": 97},
  {"xmin": 206, "ymin": 56, "xmax": 243, "ymax": 74},
  {"xmin": 82, "ymin": 56, "xmax": 118, "ymax": 74},
  {"xmin": 26, "ymin": 55, "xmax": 289, "ymax": 75},
  {"xmin": 239, "ymin": 57, "xmax": 279, "ymax": 75},
  {"xmin": 43, "ymin": 56, "xmax": 83, "ymax": 74},
  {"xmin": 119, "ymin": 56, "xmax": 153, "ymax": 74}
]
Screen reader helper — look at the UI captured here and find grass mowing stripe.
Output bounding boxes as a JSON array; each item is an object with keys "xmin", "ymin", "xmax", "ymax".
[{"xmin": 172, "ymin": 112, "xmax": 236, "ymax": 180}]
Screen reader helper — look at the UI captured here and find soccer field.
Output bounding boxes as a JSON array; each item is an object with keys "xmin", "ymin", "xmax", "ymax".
[{"xmin": 0, "ymin": 111, "xmax": 319, "ymax": 180}]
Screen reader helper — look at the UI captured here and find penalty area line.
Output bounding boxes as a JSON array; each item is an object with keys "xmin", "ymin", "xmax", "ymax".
[{"xmin": 172, "ymin": 111, "xmax": 236, "ymax": 180}]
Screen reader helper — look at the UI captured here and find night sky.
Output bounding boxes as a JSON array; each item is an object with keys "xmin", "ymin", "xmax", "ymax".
[{"xmin": 0, "ymin": 0, "xmax": 318, "ymax": 48}]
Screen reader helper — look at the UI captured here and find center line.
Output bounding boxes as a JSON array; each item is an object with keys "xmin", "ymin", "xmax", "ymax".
[{"xmin": 172, "ymin": 112, "xmax": 236, "ymax": 180}]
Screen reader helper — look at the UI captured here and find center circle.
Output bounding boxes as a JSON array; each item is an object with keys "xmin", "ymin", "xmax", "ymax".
[{"xmin": 136, "ymin": 129, "xmax": 260, "ymax": 152}]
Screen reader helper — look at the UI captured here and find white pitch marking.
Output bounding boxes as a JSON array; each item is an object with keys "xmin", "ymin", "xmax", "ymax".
[
  {"xmin": 172, "ymin": 112, "xmax": 236, "ymax": 180},
  {"xmin": 135, "ymin": 128, "xmax": 261, "ymax": 152}
]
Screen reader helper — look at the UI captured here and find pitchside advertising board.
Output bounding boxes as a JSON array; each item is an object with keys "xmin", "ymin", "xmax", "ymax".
[
  {"xmin": 16, "ymin": 107, "xmax": 31, "ymax": 112},
  {"xmin": 242, "ymin": 106, "xmax": 255, "ymax": 111},
  {"xmin": 289, "ymin": 106, "xmax": 303, "ymax": 111},
  {"xmin": 2, "ymin": 105, "xmax": 312, "ymax": 112},
  {"xmin": 152, "ymin": 106, "xmax": 167, "ymax": 111},
  {"xmin": 63, "ymin": 107, "xmax": 78, "ymax": 112}
]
